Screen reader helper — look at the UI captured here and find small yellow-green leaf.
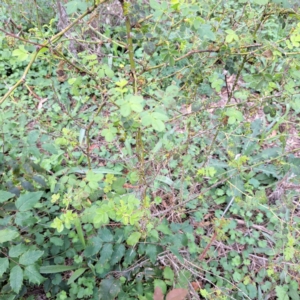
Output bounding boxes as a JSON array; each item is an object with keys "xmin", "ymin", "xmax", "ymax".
[{"xmin": 126, "ymin": 232, "xmax": 141, "ymax": 246}]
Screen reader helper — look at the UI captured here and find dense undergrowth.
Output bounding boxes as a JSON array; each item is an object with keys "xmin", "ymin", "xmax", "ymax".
[{"xmin": 1, "ymin": 0, "xmax": 300, "ymax": 299}]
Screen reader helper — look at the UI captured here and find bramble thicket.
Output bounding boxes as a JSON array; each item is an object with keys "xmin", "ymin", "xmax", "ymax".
[{"xmin": 1, "ymin": 0, "xmax": 300, "ymax": 299}]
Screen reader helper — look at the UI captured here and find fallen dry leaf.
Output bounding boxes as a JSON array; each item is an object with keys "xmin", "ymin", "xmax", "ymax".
[
  {"xmin": 166, "ymin": 288, "xmax": 188, "ymax": 300},
  {"xmin": 153, "ymin": 287, "xmax": 164, "ymax": 300}
]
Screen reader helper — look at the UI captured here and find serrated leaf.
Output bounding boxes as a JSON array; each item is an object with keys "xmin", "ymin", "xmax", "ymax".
[
  {"xmin": 0, "ymin": 257, "xmax": 9, "ymax": 277},
  {"xmin": 166, "ymin": 288, "xmax": 188, "ymax": 300},
  {"xmin": 50, "ymin": 237, "xmax": 64, "ymax": 246},
  {"xmin": 165, "ymin": 85, "xmax": 179, "ymax": 98},
  {"xmin": 99, "ymin": 276, "xmax": 121, "ymax": 300},
  {"xmin": 15, "ymin": 191, "xmax": 43, "ymax": 211},
  {"xmin": 163, "ymin": 266, "xmax": 174, "ymax": 281},
  {"xmin": 225, "ymin": 108, "xmax": 243, "ymax": 124},
  {"xmin": 83, "ymin": 236, "xmax": 103, "ymax": 257},
  {"xmin": 0, "ymin": 228, "xmax": 19, "ymax": 243},
  {"xmin": 0, "ymin": 190, "xmax": 15, "ymax": 203},
  {"xmin": 40, "ymin": 265, "xmax": 78, "ymax": 274},
  {"xmin": 276, "ymin": 285, "xmax": 290, "ymax": 300},
  {"xmin": 67, "ymin": 268, "xmax": 87, "ymax": 285},
  {"xmin": 24, "ymin": 265, "xmax": 45, "ymax": 284},
  {"xmin": 19, "ymin": 250, "xmax": 44, "ymax": 266},
  {"xmin": 146, "ymin": 244, "xmax": 158, "ymax": 264},
  {"xmin": 110, "ymin": 244, "xmax": 125, "ymax": 265},
  {"xmin": 99, "ymin": 243, "xmax": 113, "ymax": 264},
  {"xmin": 10, "ymin": 265, "xmax": 23, "ymax": 293},
  {"xmin": 98, "ymin": 227, "xmax": 114, "ymax": 242},
  {"xmin": 32, "ymin": 175, "xmax": 47, "ymax": 187}
]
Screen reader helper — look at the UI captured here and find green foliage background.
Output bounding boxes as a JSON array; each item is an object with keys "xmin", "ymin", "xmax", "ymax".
[{"xmin": 1, "ymin": 0, "xmax": 300, "ymax": 299}]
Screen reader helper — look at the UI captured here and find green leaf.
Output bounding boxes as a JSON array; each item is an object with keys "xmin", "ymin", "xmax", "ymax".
[
  {"xmin": 120, "ymin": 105, "xmax": 131, "ymax": 117},
  {"xmin": 51, "ymin": 217, "xmax": 64, "ymax": 233},
  {"xmin": 225, "ymin": 29, "xmax": 239, "ymax": 43},
  {"xmin": 15, "ymin": 191, "xmax": 44, "ymax": 211},
  {"xmin": 99, "ymin": 276, "xmax": 121, "ymax": 300},
  {"xmin": 110, "ymin": 244, "xmax": 125, "ymax": 265},
  {"xmin": 129, "ymin": 95, "xmax": 144, "ymax": 113},
  {"xmin": 247, "ymin": 284, "xmax": 257, "ymax": 299},
  {"xmin": 157, "ymin": 221, "xmax": 172, "ymax": 235},
  {"xmin": 144, "ymin": 41, "xmax": 156, "ymax": 55},
  {"xmin": 99, "ymin": 243, "xmax": 113, "ymax": 264},
  {"xmin": 74, "ymin": 218, "xmax": 86, "ymax": 248},
  {"xmin": 163, "ymin": 266, "xmax": 174, "ymax": 282},
  {"xmin": 276, "ymin": 285, "xmax": 290, "ymax": 300},
  {"xmin": 146, "ymin": 244, "xmax": 159, "ymax": 264},
  {"xmin": 0, "ymin": 190, "xmax": 15, "ymax": 203},
  {"xmin": 154, "ymin": 279, "xmax": 167, "ymax": 294},
  {"xmin": 65, "ymin": 0, "xmax": 88, "ymax": 14},
  {"xmin": 93, "ymin": 211, "xmax": 109, "ymax": 227},
  {"xmin": 288, "ymin": 286, "xmax": 300, "ymax": 300},
  {"xmin": 119, "ymin": 95, "xmax": 144, "ymax": 117},
  {"xmin": 40, "ymin": 265, "xmax": 78, "ymax": 274},
  {"xmin": 198, "ymin": 24, "xmax": 216, "ymax": 41},
  {"xmin": 156, "ymin": 175, "xmax": 173, "ymax": 186},
  {"xmin": 0, "ymin": 257, "xmax": 9, "ymax": 277},
  {"xmin": 126, "ymin": 232, "xmax": 141, "ymax": 246},
  {"xmin": 86, "ymin": 170, "xmax": 103, "ymax": 182},
  {"xmin": 55, "ymin": 167, "xmax": 122, "ymax": 176},
  {"xmin": 225, "ymin": 108, "xmax": 243, "ymax": 124},
  {"xmin": 67, "ymin": 268, "xmax": 87, "ymax": 285},
  {"xmin": 101, "ymin": 127, "xmax": 117, "ymax": 142},
  {"xmin": 12, "ymin": 45, "xmax": 29, "ymax": 61},
  {"xmin": 84, "ymin": 236, "xmax": 103, "ymax": 257},
  {"xmin": 141, "ymin": 111, "xmax": 168, "ymax": 131},
  {"xmin": 10, "ymin": 265, "xmax": 23, "ymax": 293},
  {"xmin": 24, "ymin": 265, "xmax": 45, "ymax": 284},
  {"xmin": 98, "ymin": 227, "xmax": 114, "ymax": 242},
  {"xmin": 253, "ymin": 0, "xmax": 269, "ymax": 4},
  {"xmin": 50, "ymin": 237, "xmax": 64, "ymax": 246},
  {"xmin": 165, "ymin": 85, "xmax": 179, "ymax": 98},
  {"xmin": 19, "ymin": 250, "xmax": 44, "ymax": 266},
  {"xmin": 0, "ymin": 228, "xmax": 19, "ymax": 243},
  {"xmin": 291, "ymin": 97, "xmax": 300, "ymax": 113},
  {"xmin": 152, "ymin": 119, "xmax": 165, "ymax": 131}
]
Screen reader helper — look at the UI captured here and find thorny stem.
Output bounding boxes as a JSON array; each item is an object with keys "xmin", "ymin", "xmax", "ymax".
[
  {"xmin": 120, "ymin": 0, "xmax": 137, "ymax": 94},
  {"xmin": 119, "ymin": 0, "xmax": 147, "ymax": 200},
  {"xmin": 86, "ymin": 101, "xmax": 106, "ymax": 170},
  {"xmin": 0, "ymin": 2, "xmax": 103, "ymax": 105},
  {"xmin": 199, "ymin": 8, "xmax": 268, "ymax": 168},
  {"xmin": 153, "ymin": 146, "xmax": 300, "ymax": 217}
]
